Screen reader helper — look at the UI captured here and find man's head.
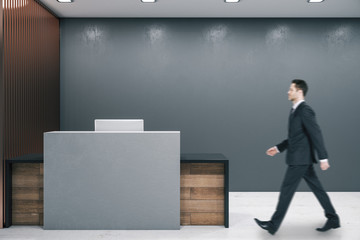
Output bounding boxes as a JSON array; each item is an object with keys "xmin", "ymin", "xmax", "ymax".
[{"xmin": 288, "ymin": 79, "xmax": 308, "ymax": 102}]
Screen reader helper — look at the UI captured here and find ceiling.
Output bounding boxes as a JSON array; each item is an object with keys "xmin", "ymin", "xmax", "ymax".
[{"xmin": 37, "ymin": 0, "xmax": 360, "ymax": 18}]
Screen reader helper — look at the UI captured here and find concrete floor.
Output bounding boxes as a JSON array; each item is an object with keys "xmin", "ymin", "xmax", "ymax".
[{"xmin": 1, "ymin": 192, "xmax": 359, "ymax": 240}]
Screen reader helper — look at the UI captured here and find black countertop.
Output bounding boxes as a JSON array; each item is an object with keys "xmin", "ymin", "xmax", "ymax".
[
  {"xmin": 181, "ymin": 153, "xmax": 228, "ymax": 161},
  {"xmin": 7, "ymin": 153, "xmax": 43, "ymax": 163}
]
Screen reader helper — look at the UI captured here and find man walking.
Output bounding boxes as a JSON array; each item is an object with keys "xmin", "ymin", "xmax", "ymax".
[{"xmin": 254, "ymin": 79, "xmax": 340, "ymax": 235}]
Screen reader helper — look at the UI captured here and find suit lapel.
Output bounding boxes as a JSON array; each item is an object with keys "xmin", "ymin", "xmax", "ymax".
[
  {"xmin": 295, "ymin": 102, "xmax": 306, "ymax": 115},
  {"xmin": 288, "ymin": 102, "xmax": 306, "ymax": 131},
  {"xmin": 288, "ymin": 109, "xmax": 293, "ymax": 132}
]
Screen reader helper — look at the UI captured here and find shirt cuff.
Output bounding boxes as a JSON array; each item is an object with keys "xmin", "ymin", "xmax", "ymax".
[
  {"xmin": 274, "ymin": 146, "xmax": 280, "ymax": 153},
  {"xmin": 319, "ymin": 159, "xmax": 328, "ymax": 163}
]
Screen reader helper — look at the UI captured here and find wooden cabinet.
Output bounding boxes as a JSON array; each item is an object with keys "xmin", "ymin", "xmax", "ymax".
[
  {"xmin": 5, "ymin": 154, "xmax": 43, "ymax": 227},
  {"xmin": 180, "ymin": 154, "xmax": 229, "ymax": 228}
]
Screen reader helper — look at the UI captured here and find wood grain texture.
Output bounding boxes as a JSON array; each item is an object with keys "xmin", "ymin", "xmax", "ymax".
[
  {"xmin": 12, "ymin": 164, "xmax": 41, "ymax": 174},
  {"xmin": 12, "ymin": 213, "xmax": 41, "ymax": 225},
  {"xmin": 180, "ymin": 163, "xmax": 191, "ymax": 175},
  {"xmin": 12, "ymin": 187, "xmax": 42, "ymax": 201},
  {"xmin": 12, "ymin": 163, "xmax": 44, "ymax": 188},
  {"xmin": 12, "ymin": 200, "xmax": 43, "ymax": 213},
  {"xmin": 180, "ymin": 213, "xmax": 191, "ymax": 225},
  {"xmin": 181, "ymin": 175, "xmax": 224, "ymax": 187},
  {"xmin": 12, "ymin": 175, "xmax": 43, "ymax": 188},
  {"xmin": 191, "ymin": 187, "xmax": 224, "ymax": 200},
  {"xmin": 190, "ymin": 163, "xmax": 224, "ymax": 175},
  {"xmin": 180, "ymin": 162, "xmax": 226, "ymax": 226},
  {"xmin": 181, "ymin": 187, "xmax": 191, "ymax": 200},
  {"xmin": 191, "ymin": 213, "xmax": 224, "ymax": 225},
  {"xmin": 39, "ymin": 213, "xmax": 44, "ymax": 225},
  {"xmin": 181, "ymin": 200, "xmax": 224, "ymax": 213},
  {"xmin": 39, "ymin": 188, "xmax": 44, "ymax": 201},
  {"xmin": 40, "ymin": 164, "xmax": 44, "ymax": 176},
  {"xmin": 11, "ymin": 163, "xmax": 44, "ymax": 225}
]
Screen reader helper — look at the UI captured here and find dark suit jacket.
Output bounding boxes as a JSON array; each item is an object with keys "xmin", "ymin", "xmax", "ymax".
[{"xmin": 276, "ymin": 102, "xmax": 328, "ymax": 165}]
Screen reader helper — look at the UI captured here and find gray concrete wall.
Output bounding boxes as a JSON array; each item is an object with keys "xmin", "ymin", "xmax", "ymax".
[
  {"xmin": 60, "ymin": 19, "xmax": 360, "ymax": 191},
  {"xmin": 44, "ymin": 131, "xmax": 180, "ymax": 230}
]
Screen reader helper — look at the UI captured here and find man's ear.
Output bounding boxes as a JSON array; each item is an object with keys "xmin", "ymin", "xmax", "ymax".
[{"xmin": 298, "ymin": 89, "xmax": 304, "ymax": 96}]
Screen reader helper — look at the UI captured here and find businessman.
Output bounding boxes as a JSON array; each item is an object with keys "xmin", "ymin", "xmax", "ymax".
[{"xmin": 254, "ymin": 79, "xmax": 340, "ymax": 235}]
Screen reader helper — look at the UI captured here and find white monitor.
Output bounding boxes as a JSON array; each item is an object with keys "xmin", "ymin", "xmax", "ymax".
[{"xmin": 95, "ymin": 119, "xmax": 144, "ymax": 131}]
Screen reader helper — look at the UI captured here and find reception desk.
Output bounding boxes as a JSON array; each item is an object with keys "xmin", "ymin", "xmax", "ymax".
[{"xmin": 44, "ymin": 131, "xmax": 180, "ymax": 230}]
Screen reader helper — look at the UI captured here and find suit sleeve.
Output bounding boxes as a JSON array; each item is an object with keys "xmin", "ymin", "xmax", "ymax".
[
  {"xmin": 301, "ymin": 106, "xmax": 328, "ymax": 160},
  {"xmin": 276, "ymin": 139, "xmax": 288, "ymax": 152}
]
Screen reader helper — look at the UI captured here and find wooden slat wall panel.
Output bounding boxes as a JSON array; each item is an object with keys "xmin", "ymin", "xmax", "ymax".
[
  {"xmin": 0, "ymin": 0, "xmax": 4, "ymax": 229},
  {"xmin": 180, "ymin": 163, "xmax": 225, "ymax": 226},
  {"xmin": 1, "ymin": 0, "xmax": 59, "ymax": 227}
]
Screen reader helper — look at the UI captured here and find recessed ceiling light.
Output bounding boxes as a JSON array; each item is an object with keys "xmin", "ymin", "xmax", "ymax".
[
  {"xmin": 225, "ymin": 0, "xmax": 240, "ymax": 2},
  {"xmin": 141, "ymin": 0, "xmax": 156, "ymax": 2},
  {"xmin": 308, "ymin": 0, "xmax": 324, "ymax": 3},
  {"xmin": 57, "ymin": 0, "xmax": 73, "ymax": 3}
]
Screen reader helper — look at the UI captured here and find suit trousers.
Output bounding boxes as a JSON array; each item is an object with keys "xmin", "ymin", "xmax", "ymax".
[{"xmin": 270, "ymin": 165, "xmax": 338, "ymax": 229}]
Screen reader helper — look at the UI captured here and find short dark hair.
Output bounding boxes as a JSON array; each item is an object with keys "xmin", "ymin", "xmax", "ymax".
[{"xmin": 292, "ymin": 79, "xmax": 308, "ymax": 96}]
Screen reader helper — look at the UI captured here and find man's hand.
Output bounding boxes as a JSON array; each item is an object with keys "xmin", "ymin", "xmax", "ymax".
[
  {"xmin": 320, "ymin": 161, "xmax": 330, "ymax": 171},
  {"xmin": 266, "ymin": 147, "xmax": 278, "ymax": 157}
]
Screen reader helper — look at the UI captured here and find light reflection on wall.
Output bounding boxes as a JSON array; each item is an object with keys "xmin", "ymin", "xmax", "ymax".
[
  {"xmin": 265, "ymin": 25, "xmax": 289, "ymax": 48},
  {"xmin": 81, "ymin": 25, "xmax": 106, "ymax": 54},
  {"xmin": 146, "ymin": 25, "xmax": 166, "ymax": 45},
  {"xmin": 326, "ymin": 25, "xmax": 352, "ymax": 48},
  {"xmin": 205, "ymin": 25, "xmax": 228, "ymax": 44},
  {"xmin": 144, "ymin": 24, "xmax": 169, "ymax": 67},
  {"xmin": 83, "ymin": 25, "xmax": 104, "ymax": 44}
]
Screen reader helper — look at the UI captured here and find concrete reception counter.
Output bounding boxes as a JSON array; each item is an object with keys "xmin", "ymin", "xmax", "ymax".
[{"xmin": 44, "ymin": 131, "xmax": 180, "ymax": 230}]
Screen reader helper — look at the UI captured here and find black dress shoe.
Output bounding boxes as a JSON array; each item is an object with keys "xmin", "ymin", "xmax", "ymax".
[
  {"xmin": 316, "ymin": 218, "xmax": 340, "ymax": 232},
  {"xmin": 254, "ymin": 218, "xmax": 276, "ymax": 235}
]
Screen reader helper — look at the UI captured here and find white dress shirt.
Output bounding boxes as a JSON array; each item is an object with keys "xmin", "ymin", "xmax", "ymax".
[{"xmin": 275, "ymin": 100, "xmax": 328, "ymax": 163}]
